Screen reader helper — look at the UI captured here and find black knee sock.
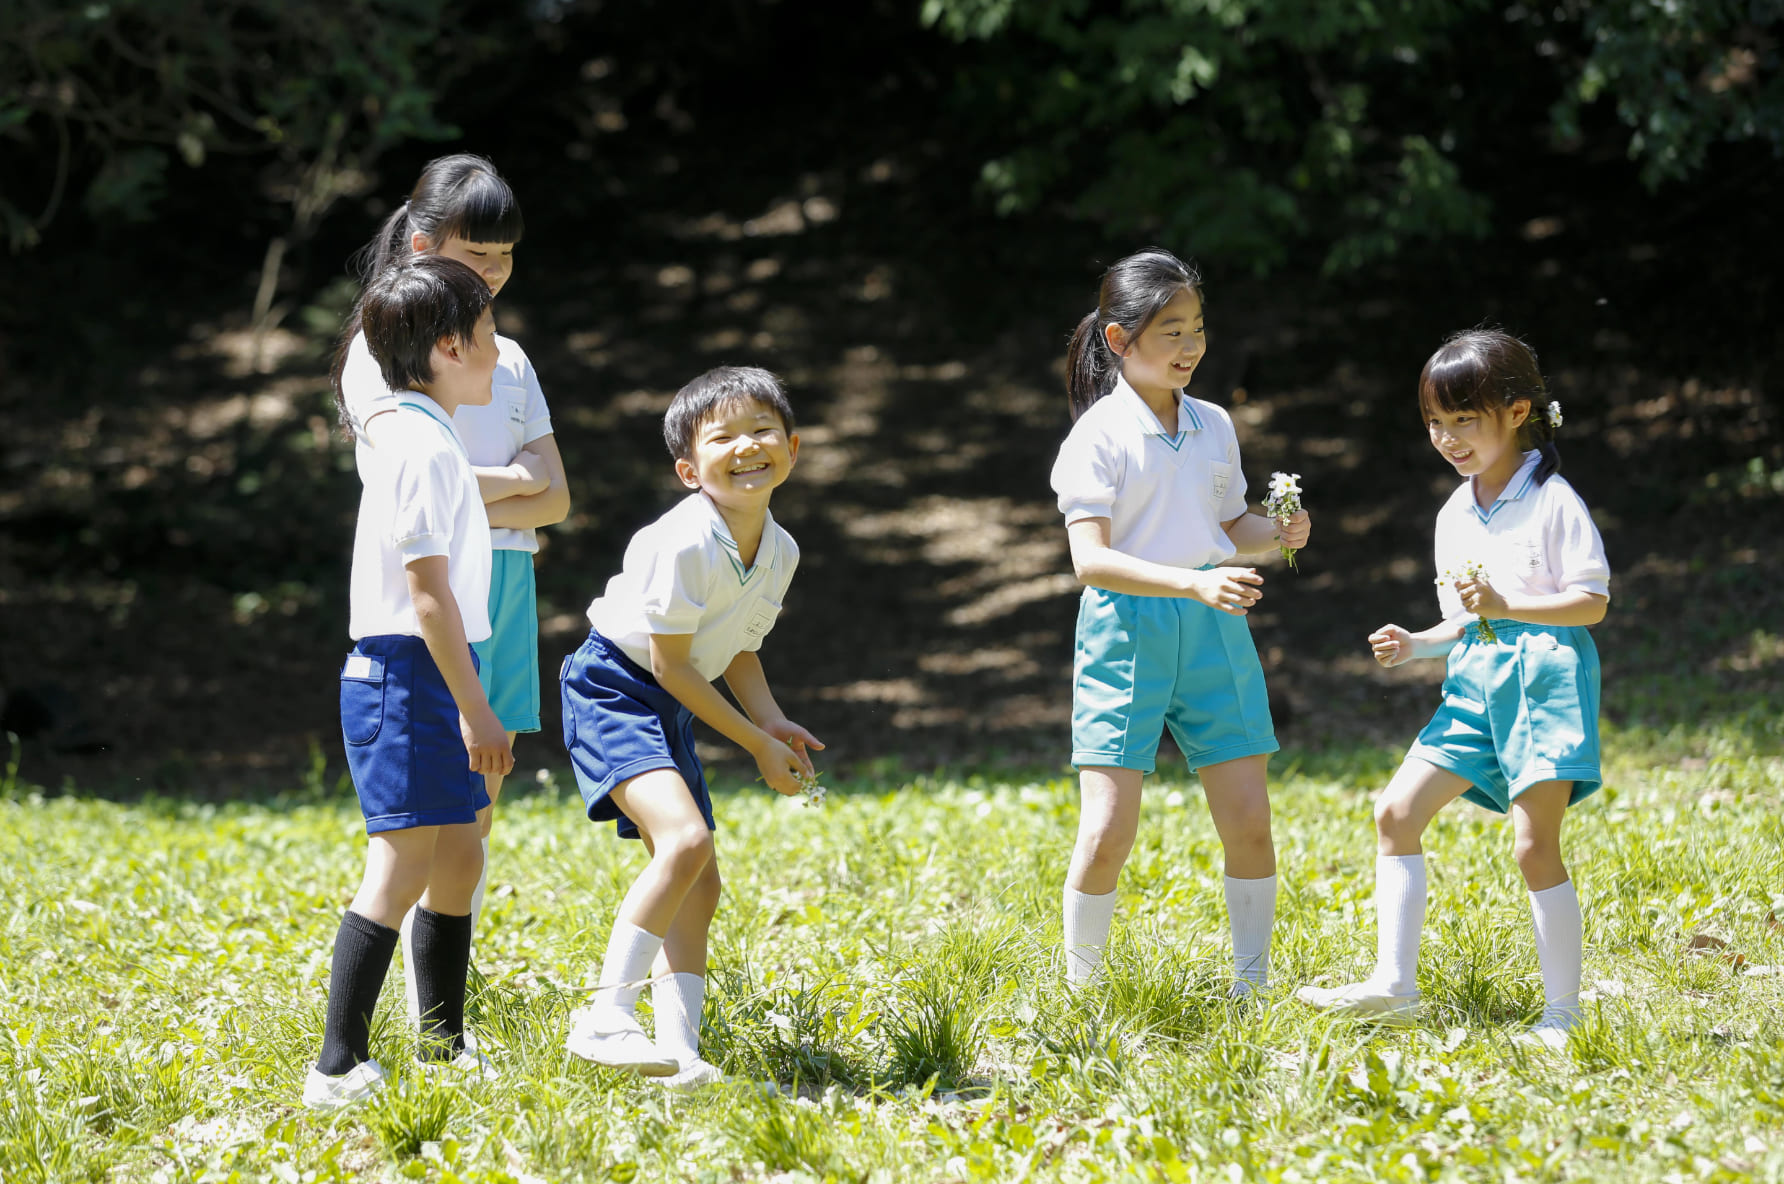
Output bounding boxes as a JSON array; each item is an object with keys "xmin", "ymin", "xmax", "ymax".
[
  {"xmin": 316, "ymin": 910, "xmax": 399, "ymax": 1076},
  {"xmin": 409, "ymin": 906, "xmax": 474, "ymax": 1062}
]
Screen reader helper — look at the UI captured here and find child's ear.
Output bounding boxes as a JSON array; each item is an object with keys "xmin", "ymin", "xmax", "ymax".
[
  {"xmin": 785, "ymin": 431, "xmax": 799, "ymax": 468},
  {"xmin": 674, "ymin": 456, "xmax": 701, "ymax": 490},
  {"xmin": 1102, "ymin": 322, "xmax": 1129, "ymax": 356},
  {"xmin": 435, "ymin": 334, "xmax": 464, "ymax": 366},
  {"xmin": 1506, "ymin": 398, "xmax": 1531, "ymax": 430}
]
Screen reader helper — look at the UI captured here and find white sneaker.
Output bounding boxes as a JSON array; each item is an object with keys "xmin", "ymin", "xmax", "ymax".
[
  {"xmin": 1295, "ymin": 981, "xmax": 1420, "ymax": 1025},
  {"xmin": 650, "ymin": 1056, "xmax": 724, "ymax": 1090},
  {"xmin": 418, "ymin": 1046, "xmax": 498, "ymax": 1081},
  {"xmin": 1228, "ymin": 978, "xmax": 1269, "ymax": 1002},
  {"xmin": 1512, "ymin": 1008, "xmax": 1579, "ymax": 1051},
  {"xmin": 303, "ymin": 1059, "xmax": 387, "ymax": 1109},
  {"xmin": 564, "ymin": 1007, "xmax": 679, "ymax": 1076}
]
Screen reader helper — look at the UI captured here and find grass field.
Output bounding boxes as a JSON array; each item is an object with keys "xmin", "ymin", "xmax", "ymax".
[{"xmin": 3, "ymin": 714, "xmax": 1782, "ymax": 1183}]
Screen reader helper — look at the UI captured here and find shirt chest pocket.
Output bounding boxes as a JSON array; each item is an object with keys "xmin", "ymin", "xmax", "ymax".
[
  {"xmin": 1208, "ymin": 461, "xmax": 1233, "ymax": 506},
  {"xmin": 740, "ymin": 597, "xmax": 783, "ymax": 644},
  {"xmin": 1511, "ymin": 534, "xmax": 1545, "ymax": 573},
  {"xmin": 493, "ymin": 383, "xmax": 530, "ymax": 453}
]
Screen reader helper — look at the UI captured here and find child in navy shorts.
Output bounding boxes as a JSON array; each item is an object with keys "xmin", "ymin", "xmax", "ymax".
[
  {"xmin": 560, "ymin": 366, "xmax": 823, "ymax": 1087},
  {"xmin": 305, "ymin": 255, "xmax": 515, "ymax": 1108},
  {"xmin": 1297, "ymin": 330, "xmax": 1609, "ymax": 1049}
]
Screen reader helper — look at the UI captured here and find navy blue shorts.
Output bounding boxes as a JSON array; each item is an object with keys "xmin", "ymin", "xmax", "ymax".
[
  {"xmin": 560, "ymin": 629, "xmax": 713, "ymax": 841},
  {"xmin": 340, "ymin": 634, "xmax": 491, "ymax": 835}
]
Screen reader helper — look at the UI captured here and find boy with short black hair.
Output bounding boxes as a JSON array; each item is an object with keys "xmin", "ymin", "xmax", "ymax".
[
  {"xmin": 560, "ymin": 365, "xmax": 822, "ymax": 1087},
  {"xmin": 306, "ymin": 254, "xmax": 513, "ymax": 1108}
]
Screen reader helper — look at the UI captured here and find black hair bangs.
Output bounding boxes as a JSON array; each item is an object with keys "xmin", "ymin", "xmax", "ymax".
[{"xmin": 436, "ymin": 167, "xmax": 525, "ymax": 245}]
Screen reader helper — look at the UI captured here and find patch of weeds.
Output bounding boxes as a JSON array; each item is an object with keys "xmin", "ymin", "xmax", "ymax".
[
  {"xmin": 1100, "ymin": 935, "xmax": 1225, "ymax": 1043},
  {"xmin": 709, "ymin": 969, "xmax": 874, "ymax": 1088},
  {"xmin": 364, "ymin": 1071, "xmax": 456, "ymax": 1161},
  {"xmin": 882, "ymin": 972, "xmax": 985, "ymax": 1092},
  {"xmin": 725, "ymin": 1094, "xmax": 839, "ymax": 1176}
]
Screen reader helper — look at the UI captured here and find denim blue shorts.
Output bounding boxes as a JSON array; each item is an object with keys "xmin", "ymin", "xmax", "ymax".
[
  {"xmin": 340, "ymin": 634, "xmax": 491, "ymax": 834},
  {"xmin": 1071, "ymin": 586, "xmax": 1279, "ymax": 774},
  {"xmin": 1408, "ymin": 620, "xmax": 1602, "ymax": 813},
  {"xmin": 472, "ymin": 548, "xmax": 541, "ymax": 734},
  {"xmin": 560, "ymin": 630, "xmax": 714, "ymax": 840}
]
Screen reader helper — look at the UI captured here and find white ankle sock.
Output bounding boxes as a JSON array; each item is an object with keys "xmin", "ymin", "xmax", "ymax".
[
  {"xmin": 653, "ymin": 972, "xmax": 704, "ymax": 1063},
  {"xmin": 1224, "ymin": 874, "xmax": 1276, "ymax": 987},
  {"xmin": 1529, "ymin": 879, "xmax": 1582, "ymax": 1015},
  {"xmin": 1374, "ymin": 854, "xmax": 1426, "ymax": 996},
  {"xmin": 594, "ymin": 921, "xmax": 663, "ymax": 1014},
  {"xmin": 1062, "ymin": 887, "xmax": 1118, "ymax": 985}
]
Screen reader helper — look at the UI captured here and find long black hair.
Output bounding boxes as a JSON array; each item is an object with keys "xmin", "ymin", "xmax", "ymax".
[
  {"xmin": 1064, "ymin": 248, "xmax": 1201, "ymax": 421},
  {"xmin": 1419, "ymin": 329, "xmax": 1562, "ymax": 484},
  {"xmin": 330, "ymin": 154, "xmax": 524, "ymax": 437},
  {"xmin": 359, "ymin": 256, "xmax": 493, "ymax": 394}
]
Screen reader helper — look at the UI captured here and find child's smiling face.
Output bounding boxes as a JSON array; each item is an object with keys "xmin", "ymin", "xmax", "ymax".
[
  {"xmin": 1112, "ymin": 286, "xmax": 1205, "ymax": 397},
  {"xmin": 675, "ymin": 398, "xmax": 799, "ymax": 510},
  {"xmin": 1426, "ymin": 400, "xmax": 1529, "ymax": 478}
]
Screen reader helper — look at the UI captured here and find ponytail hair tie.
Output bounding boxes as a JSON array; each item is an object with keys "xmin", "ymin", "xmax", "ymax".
[{"xmin": 1546, "ymin": 400, "xmax": 1563, "ymax": 428}]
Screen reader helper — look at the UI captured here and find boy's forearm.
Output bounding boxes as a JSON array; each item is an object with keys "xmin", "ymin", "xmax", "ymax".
[
  {"xmin": 722, "ymin": 652, "xmax": 788, "ymax": 727},
  {"xmin": 408, "ymin": 568, "xmax": 492, "ymax": 716},
  {"xmin": 653, "ymin": 656, "xmax": 771, "ymax": 755},
  {"xmin": 1497, "ymin": 590, "xmax": 1608, "ymax": 627},
  {"xmin": 474, "ymin": 464, "xmax": 544, "ymax": 505},
  {"xmin": 483, "ymin": 478, "xmax": 570, "ymax": 529},
  {"xmin": 1223, "ymin": 509, "xmax": 1280, "ymax": 556},
  {"xmin": 1411, "ymin": 620, "xmax": 1467, "ymax": 660}
]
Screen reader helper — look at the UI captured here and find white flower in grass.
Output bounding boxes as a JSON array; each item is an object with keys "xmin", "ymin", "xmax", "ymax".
[
  {"xmin": 1438, "ymin": 560, "xmax": 1499, "ymax": 643},
  {"xmin": 1263, "ymin": 471, "xmax": 1303, "ymax": 571},
  {"xmin": 797, "ymin": 771, "xmax": 827, "ymax": 808}
]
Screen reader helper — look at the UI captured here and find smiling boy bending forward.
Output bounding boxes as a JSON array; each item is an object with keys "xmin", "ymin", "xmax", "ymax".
[{"xmin": 560, "ymin": 366, "xmax": 822, "ymax": 1087}]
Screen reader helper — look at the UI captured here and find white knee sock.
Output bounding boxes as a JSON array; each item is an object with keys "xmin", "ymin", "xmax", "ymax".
[
  {"xmin": 1529, "ymin": 879, "xmax": 1582, "ymax": 1016},
  {"xmin": 653, "ymin": 972, "xmax": 705, "ymax": 1063},
  {"xmin": 1224, "ymin": 874, "xmax": 1276, "ymax": 987},
  {"xmin": 1062, "ymin": 887, "xmax": 1118, "ymax": 985},
  {"xmin": 402, "ymin": 835, "xmax": 492, "ymax": 1027},
  {"xmin": 1373, "ymin": 854, "xmax": 1426, "ymax": 996},
  {"xmin": 594, "ymin": 921, "xmax": 663, "ymax": 1014}
]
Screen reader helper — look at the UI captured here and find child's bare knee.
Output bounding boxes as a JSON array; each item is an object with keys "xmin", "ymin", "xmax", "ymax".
[{"xmin": 656, "ymin": 824, "xmax": 715, "ymax": 881}]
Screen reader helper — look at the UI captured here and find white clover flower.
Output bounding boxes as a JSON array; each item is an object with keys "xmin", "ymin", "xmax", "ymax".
[
  {"xmin": 797, "ymin": 771, "xmax": 827, "ymax": 808},
  {"xmin": 1547, "ymin": 400, "xmax": 1563, "ymax": 428}
]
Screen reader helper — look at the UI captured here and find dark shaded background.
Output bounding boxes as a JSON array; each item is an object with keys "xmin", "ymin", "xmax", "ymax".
[{"xmin": 2, "ymin": 1, "xmax": 1779, "ymax": 793}]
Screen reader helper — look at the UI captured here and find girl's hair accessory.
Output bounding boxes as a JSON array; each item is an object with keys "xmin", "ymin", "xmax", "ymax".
[{"xmin": 1547, "ymin": 400, "xmax": 1563, "ymax": 428}]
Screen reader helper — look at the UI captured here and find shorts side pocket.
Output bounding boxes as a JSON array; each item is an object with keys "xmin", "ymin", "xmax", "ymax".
[
  {"xmin": 559, "ymin": 653, "xmax": 578, "ymax": 751},
  {"xmin": 340, "ymin": 654, "xmax": 387, "ymax": 747}
]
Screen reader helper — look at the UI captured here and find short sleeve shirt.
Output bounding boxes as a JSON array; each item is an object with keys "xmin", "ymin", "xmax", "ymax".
[
  {"xmin": 1050, "ymin": 374, "xmax": 1250, "ymax": 568},
  {"xmin": 341, "ymin": 329, "xmax": 555, "ymax": 553},
  {"xmin": 1433, "ymin": 450, "xmax": 1611, "ymax": 620},
  {"xmin": 586, "ymin": 493, "xmax": 799, "ymax": 681},
  {"xmin": 348, "ymin": 395, "xmax": 493, "ymax": 642}
]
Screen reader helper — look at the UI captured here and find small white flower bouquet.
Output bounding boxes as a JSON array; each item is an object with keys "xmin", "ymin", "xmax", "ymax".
[
  {"xmin": 797, "ymin": 771, "xmax": 827, "ymax": 808},
  {"xmin": 1439, "ymin": 560, "xmax": 1499, "ymax": 643},
  {"xmin": 1264, "ymin": 471, "xmax": 1303, "ymax": 571}
]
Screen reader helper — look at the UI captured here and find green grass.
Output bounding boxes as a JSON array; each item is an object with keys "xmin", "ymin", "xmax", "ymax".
[{"xmin": 2, "ymin": 718, "xmax": 1782, "ymax": 1182}]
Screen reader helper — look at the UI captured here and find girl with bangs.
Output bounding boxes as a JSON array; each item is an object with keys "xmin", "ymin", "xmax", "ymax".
[
  {"xmin": 1297, "ymin": 329, "xmax": 1609, "ymax": 1049},
  {"xmin": 332, "ymin": 154, "xmax": 571, "ymax": 1032}
]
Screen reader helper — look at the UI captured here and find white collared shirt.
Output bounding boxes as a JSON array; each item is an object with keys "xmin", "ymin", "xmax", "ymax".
[
  {"xmin": 586, "ymin": 492, "xmax": 800, "ymax": 681},
  {"xmin": 348, "ymin": 394, "xmax": 493, "ymax": 642},
  {"xmin": 1433, "ymin": 450, "xmax": 1610, "ymax": 620},
  {"xmin": 342, "ymin": 329, "xmax": 555, "ymax": 553},
  {"xmin": 1050, "ymin": 374, "xmax": 1250, "ymax": 568}
]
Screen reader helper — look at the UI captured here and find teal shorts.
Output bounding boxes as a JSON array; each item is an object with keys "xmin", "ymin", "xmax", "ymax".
[
  {"xmin": 1408, "ymin": 620, "xmax": 1601, "ymax": 813},
  {"xmin": 1071, "ymin": 586, "xmax": 1278, "ymax": 774},
  {"xmin": 471, "ymin": 548, "xmax": 542, "ymax": 734}
]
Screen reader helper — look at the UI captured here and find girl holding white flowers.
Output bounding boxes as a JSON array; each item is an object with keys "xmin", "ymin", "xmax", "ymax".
[
  {"xmin": 1050, "ymin": 248, "xmax": 1311, "ymax": 996},
  {"xmin": 1298, "ymin": 329, "xmax": 1608, "ymax": 1049}
]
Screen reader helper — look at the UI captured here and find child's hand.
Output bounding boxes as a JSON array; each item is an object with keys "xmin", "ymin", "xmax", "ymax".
[
  {"xmin": 762, "ymin": 719, "xmax": 825, "ymax": 777},
  {"xmin": 751, "ymin": 735, "xmax": 810, "ymax": 797},
  {"xmin": 460, "ymin": 708, "xmax": 514, "ymax": 776},
  {"xmin": 1276, "ymin": 510, "xmax": 1311, "ymax": 551},
  {"xmin": 1369, "ymin": 624, "xmax": 1415, "ymax": 668},
  {"xmin": 512, "ymin": 450, "xmax": 551, "ymax": 495},
  {"xmin": 1189, "ymin": 567, "xmax": 1263, "ymax": 616},
  {"xmin": 1454, "ymin": 574, "xmax": 1508, "ymax": 619}
]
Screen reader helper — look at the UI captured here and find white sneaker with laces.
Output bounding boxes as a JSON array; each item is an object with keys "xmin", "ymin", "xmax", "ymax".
[
  {"xmin": 650, "ymin": 1057, "xmax": 724, "ymax": 1090},
  {"xmin": 1295, "ymin": 980, "xmax": 1420, "ymax": 1024},
  {"xmin": 564, "ymin": 1007, "xmax": 679, "ymax": 1076},
  {"xmin": 303, "ymin": 1059, "xmax": 387, "ymax": 1109},
  {"xmin": 1512, "ymin": 1008, "xmax": 1579, "ymax": 1051},
  {"xmin": 418, "ymin": 1046, "xmax": 498, "ymax": 1080}
]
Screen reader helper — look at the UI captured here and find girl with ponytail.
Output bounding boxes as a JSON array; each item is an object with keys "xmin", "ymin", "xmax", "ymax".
[
  {"xmin": 1049, "ymin": 248, "xmax": 1313, "ymax": 997},
  {"xmin": 331, "ymin": 154, "xmax": 570, "ymax": 1040},
  {"xmin": 1298, "ymin": 329, "xmax": 1610, "ymax": 1051}
]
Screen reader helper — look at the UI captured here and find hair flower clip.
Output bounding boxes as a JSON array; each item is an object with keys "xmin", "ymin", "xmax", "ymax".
[{"xmin": 1547, "ymin": 400, "xmax": 1563, "ymax": 428}]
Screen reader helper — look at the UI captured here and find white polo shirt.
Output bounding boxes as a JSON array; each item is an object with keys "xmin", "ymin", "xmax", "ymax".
[
  {"xmin": 586, "ymin": 492, "xmax": 799, "ymax": 681},
  {"xmin": 1433, "ymin": 450, "xmax": 1610, "ymax": 621},
  {"xmin": 1050, "ymin": 374, "xmax": 1250, "ymax": 568},
  {"xmin": 348, "ymin": 395, "xmax": 493, "ymax": 642},
  {"xmin": 342, "ymin": 329, "xmax": 555, "ymax": 553}
]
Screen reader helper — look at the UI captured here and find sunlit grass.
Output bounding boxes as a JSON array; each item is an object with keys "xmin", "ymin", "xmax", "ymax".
[{"xmin": 1, "ymin": 716, "xmax": 1780, "ymax": 1180}]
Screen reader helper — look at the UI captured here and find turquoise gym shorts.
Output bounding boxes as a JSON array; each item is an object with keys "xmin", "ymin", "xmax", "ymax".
[
  {"xmin": 1071, "ymin": 585, "xmax": 1278, "ymax": 774},
  {"xmin": 471, "ymin": 548, "xmax": 542, "ymax": 734},
  {"xmin": 1408, "ymin": 620, "xmax": 1602, "ymax": 813}
]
